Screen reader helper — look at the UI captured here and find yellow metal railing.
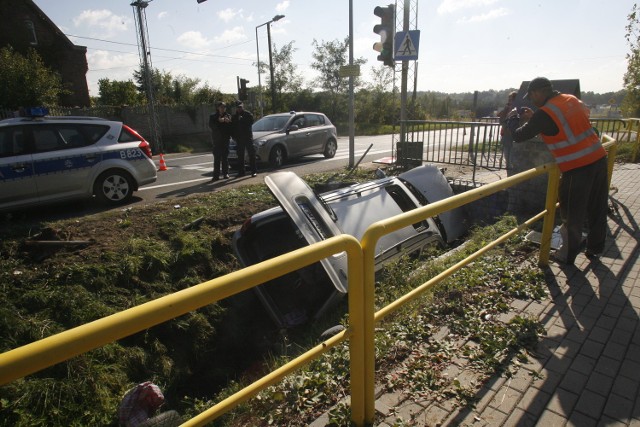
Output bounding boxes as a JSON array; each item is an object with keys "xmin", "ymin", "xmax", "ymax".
[
  {"xmin": 0, "ymin": 235, "xmax": 367, "ymax": 426},
  {"xmin": 0, "ymin": 137, "xmax": 617, "ymax": 426}
]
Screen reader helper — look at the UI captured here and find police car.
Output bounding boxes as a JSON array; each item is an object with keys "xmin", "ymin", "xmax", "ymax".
[{"xmin": 0, "ymin": 108, "xmax": 157, "ymax": 212}]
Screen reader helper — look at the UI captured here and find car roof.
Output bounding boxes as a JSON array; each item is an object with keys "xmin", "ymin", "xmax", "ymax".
[
  {"xmin": 261, "ymin": 111, "xmax": 326, "ymax": 118},
  {"xmin": 0, "ymin": 116, "xmax": 114, "ymax": 126}
]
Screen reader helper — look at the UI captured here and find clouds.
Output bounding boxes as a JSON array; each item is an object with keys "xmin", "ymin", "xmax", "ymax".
[
  {"xmin": 437, "ymin": 0, "xmax": 509, "ymax": 23},
  {"xmin": 73, "ymin": 9, "xmax": 131, "ymax": 38},
  {"xmin": 177, "ymin": 31, "xmax": 212, "ymax": 50},
  {"xmin": 276, "ymin": 1, "xmax": 290, "ymax": 14}
]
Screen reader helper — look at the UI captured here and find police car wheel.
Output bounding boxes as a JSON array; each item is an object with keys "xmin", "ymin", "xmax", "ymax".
[{"xmin": 94, "ymin": 170, "xmax": 134, "ymax": 205}]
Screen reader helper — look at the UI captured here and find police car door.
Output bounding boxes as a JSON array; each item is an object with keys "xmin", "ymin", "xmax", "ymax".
[
  {"xmin": 0, "ymin": 125, "xmax": 36, "ymax": 209},
  {"xmin": 31, "ymin": 123, "xmax": 99, "ymax": 202}
]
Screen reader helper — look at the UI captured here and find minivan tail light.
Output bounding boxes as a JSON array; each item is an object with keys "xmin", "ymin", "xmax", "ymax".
[
  {"xmin": 138, "ymin": 141, "xmax": 153, "ymax": 159},
  {"xmin": 123, "ymin": 124, "xmax": 153, "ymax": 159}
]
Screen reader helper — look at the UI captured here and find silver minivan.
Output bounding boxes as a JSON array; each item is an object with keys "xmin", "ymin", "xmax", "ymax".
[
  {"xmin": 0, "ymin": 112, "xmax": 157, "ymax": 212},
  {"xmin": 232, "ymin": 165, "xmax": 468, "ymax": 328}
]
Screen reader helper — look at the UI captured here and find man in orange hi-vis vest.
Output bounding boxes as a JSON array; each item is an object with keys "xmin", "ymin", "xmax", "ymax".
[{"xmin": 507, "ymin": 77, "xmax": 608, "ymax": 266}]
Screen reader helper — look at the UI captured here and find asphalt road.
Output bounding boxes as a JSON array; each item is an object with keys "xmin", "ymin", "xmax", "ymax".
[
  {"xmin": 136, "ymin": 134, "xmax": 396, "ymax": 203},
  {"xmin": 2, "ymin": 134, "xmax": 396, "ymax": 222}
]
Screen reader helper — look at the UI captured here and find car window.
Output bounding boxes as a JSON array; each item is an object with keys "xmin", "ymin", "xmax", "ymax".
[
  {"xmin": 118, "ymin": 126, "xmax": 142, "ymax": 143},
  {"xmin": 0, "ymin": 127, "xmax": 28, "ymax": 158},
  {"xmin": 291, "ymin": 116, "xmax": 306, "ymax": 129},
  {"xmin": 385, "ymin": 184, "xmax": 430, "ymax": 231},
  {"xmin": 33, "ymin": 126, "xmax": 67, "ymax": 153},
  {"xmin": 253, "ymin": 116, "xmax": 290, "ymax": 132},
  {"xmin": 306, "ymin": 114, "xmax": 322, "ymax": 127},
  {"xmin": 32, "ymin": 124, "xmax": 104, "ymax": 152}
]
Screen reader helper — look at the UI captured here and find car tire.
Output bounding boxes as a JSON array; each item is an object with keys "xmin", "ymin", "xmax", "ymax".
[
  {"xmin": 94, "ymin": 169, "xmax": 135, "ymax": 205},
  {"xmin": 269, "ymin": 146, "xmax": 286, "ymax": 169},
  {"xmin": 323, "ymin": 138, "xmax": 337, "ymax": 158}
]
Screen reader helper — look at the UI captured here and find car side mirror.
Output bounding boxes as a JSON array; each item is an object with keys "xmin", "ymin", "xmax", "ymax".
[{"xmin": 287, "ymin": 125, "xmax": 299, "ymax": 134}]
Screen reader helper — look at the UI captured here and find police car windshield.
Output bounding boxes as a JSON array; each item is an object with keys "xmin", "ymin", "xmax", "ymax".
[{"xmin": 252, "ymin": 115, "xmax": 290, "ymax": 132}]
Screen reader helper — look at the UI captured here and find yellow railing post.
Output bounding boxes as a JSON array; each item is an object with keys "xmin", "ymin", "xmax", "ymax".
[
  {"xmin": 360, "ymin": 225, "xmax": 384, "ymax": 426},
  {"xmin": 538, "ymin": 165, "xmax": 560, "ymax": 267}
]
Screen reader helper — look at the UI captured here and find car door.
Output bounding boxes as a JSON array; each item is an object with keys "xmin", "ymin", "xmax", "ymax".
[
  {"xmin": 303, "ymin": 114, "xmax": 326, "ymax": 154},
  {"xmin": 265, "ymin": 171, "xmax": 349, "ymax": 295},
  {"xmin": 284, "ymin": 115, "xmax": 311, "ymax": 158},
  {"xmin": 31, "ymin": 123, "xmax": 102, "ymax": 202},
  {"xmin": 0, "ymin": 125, "xmax": 36, "ymax": 209}
]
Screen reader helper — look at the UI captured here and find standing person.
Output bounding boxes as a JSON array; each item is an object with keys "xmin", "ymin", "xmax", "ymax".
[
  {"xmin": 497, "ymin": 91, "xmax": 518, "ymax": 169},
  {"xmin": 232, "ymin": 100, "xmax": 257, "ymax": 177},
  {"xmin": 507, "ymin": 77, "xmax": 608, "ymax": 265},
  {"xmin": 208, "ymin": 101, "xmax": 232, "ymax": 181}
]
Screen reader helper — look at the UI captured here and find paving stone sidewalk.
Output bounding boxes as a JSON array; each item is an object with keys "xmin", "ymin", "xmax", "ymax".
[{"xmin": 368, "ymin": 163, "xmax": 640, "ymax": 426}]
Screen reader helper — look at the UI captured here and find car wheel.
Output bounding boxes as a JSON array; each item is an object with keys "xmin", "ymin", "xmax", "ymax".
[
  {"xmin": 94, "ymin": 170, "xmax": 134, "ymax": 205},
  {"xmin": 323, "ymin": 138, "xmax": 337, "ymax": 158},
  {"xmin": 269, "ymin": 146, "xmax": 286, "ymax": 169}
]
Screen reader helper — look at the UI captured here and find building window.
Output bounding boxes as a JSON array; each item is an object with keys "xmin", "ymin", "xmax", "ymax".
[{"xmin": 24, "ymin": 20, "xmax": 38, "ymax": 45}]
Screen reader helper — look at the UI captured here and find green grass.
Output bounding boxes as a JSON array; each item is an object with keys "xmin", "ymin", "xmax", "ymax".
[{"xmin": 0, "ymin": 172, "xmax": 548, "ymax": 426}]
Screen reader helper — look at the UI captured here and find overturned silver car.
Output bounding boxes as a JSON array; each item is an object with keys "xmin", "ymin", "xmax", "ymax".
[{"xmin": 232, "ymin": 165, "xmax": 468, "ymax": 328}]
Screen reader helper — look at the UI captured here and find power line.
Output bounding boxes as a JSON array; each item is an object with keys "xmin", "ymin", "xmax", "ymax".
[{"xmin": 66, "ymin": 33, "xmax": 255, "ymax": 62}]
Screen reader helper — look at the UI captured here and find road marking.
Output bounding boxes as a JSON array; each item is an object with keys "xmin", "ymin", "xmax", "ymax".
[{"xmin": 140, "ymin": 148, "xmax": 393, "ymax": 191}]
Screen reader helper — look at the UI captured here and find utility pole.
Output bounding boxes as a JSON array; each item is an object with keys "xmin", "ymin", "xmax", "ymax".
[{"xmin": 131, "ymin": 0, "xmax": 162, "ymax": 154}]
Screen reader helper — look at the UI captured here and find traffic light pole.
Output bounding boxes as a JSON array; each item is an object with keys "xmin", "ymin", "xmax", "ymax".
[
  {"xmin": 400, "ymin": 0, "xmax": 409, "ymax": 145},
  {"xmin": 348, "ymin": 0, "xmax": 355, "ymax": 169}
]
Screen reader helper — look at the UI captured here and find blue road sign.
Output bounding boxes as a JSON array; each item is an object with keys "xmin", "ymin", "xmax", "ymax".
[{"xmin": 394, "ymin": 30, "xmax": 420, "ymax": 61}]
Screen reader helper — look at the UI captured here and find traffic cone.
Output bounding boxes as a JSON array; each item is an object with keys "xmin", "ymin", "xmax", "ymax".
[{"xmin": 158, "ymin": 153, "xmax": 167, "ymax": 171}]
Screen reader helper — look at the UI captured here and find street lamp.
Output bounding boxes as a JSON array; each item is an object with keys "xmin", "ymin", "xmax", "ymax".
[{"xmin": 255, "ymin": 14, "xmax": 284, "ymax": 116}]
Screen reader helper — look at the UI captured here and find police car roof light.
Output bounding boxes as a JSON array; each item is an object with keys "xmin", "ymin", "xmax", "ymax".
[{"xmin": 25, "ymin": 107, "xmax": 49, "ymax": 117}]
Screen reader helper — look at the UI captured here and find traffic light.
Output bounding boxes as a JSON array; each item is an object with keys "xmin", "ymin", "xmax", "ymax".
[
  {"xmin": 373, "ymin": 5, "xmax": 395, "ymax": 67},
  {"xmin": 238, "ymin": 78, "xmax": 249, "ymax": 101}
]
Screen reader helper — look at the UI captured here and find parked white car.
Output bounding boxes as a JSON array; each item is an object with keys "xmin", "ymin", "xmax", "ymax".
[
  {"xmin": 232, "ymin": 165, "xmax": 468, "ymax": 328},
  {"xmin": 0, "ymin": 109, "xmax": 157, "ymax": 212}
]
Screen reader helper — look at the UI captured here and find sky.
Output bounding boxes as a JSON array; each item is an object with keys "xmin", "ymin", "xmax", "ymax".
[{"xmin": 33, "ymin": 0, "xmax": 633, "ymax": 99}]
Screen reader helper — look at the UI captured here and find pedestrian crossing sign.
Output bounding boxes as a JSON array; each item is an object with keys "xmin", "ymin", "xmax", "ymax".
[{"xmin": 394, "ymin": 30, "xmax": 420, "ymax": 61}]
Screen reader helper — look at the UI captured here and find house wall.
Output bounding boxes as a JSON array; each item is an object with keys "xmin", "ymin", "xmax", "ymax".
[{"xmin": 0, "ymin": 0, "xmax": 90, "ymax": 107}]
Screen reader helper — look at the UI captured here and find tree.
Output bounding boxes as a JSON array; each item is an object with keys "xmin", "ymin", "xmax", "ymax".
[
  {"xmin": 356, "ymin": 64, "xmax": 396, "ymax": 126},
  {"xmin": 97, "ymin": 78, "xmax": 142, "ymax": 106},
  {"xmin": 0, "ymin": 46, "xmax": 67, "ymax": 110},
  {"xmin": 133, "ymin": 67, "xmax": 201, "ymax": 105},
  {"xmin": 264, "ymin": 41, "xmax": 304, "ymax": 113},
  {"xmin": 310, "ymin": 37, "xmax": 367, "ymax": 120},
  {"xmin": 623, "ymin": 3, "xmax": 640, "ymax": 117}
]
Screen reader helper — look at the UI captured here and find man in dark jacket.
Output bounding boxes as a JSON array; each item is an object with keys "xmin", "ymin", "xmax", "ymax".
[
  {"xmin": 232, "ymin": 101, "xmax": 257, "ymax": 177},
  {"xmin": 209, "ymin": 101, "xmax": 232, "ymax": 181}
]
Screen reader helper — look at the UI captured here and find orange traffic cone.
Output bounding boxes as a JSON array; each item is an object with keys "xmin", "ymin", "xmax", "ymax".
[{"xmin": 158, "ymin": 153, "xmax": 167, "ymax": 171}]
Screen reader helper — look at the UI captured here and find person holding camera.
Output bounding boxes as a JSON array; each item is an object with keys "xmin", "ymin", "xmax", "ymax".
[
  {"xmin": 209, "ymin": 101, "xmax": 232, "ymax": 181},
  {"xmin": 507, "ymin": 77, "xmax": 608, "ymax": 266},
  {"xmin": 497, "ymin": 91, "xmax": 518, "ymax": 169}
]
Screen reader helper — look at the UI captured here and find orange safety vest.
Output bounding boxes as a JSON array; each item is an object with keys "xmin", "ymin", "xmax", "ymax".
[{"xmin": 539, "ymin": 94, "xmax": 606, "ymax": 172}]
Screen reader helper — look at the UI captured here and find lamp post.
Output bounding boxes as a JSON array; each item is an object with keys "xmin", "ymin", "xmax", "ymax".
[{"xmin": 255, "ymin": 14, "xmax": 284, "ymax": 116}]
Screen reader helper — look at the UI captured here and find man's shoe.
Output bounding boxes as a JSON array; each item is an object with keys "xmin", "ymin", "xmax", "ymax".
[
  {"xmin": 251, "ymin": 172, "xmax": 258, "ymax": 177},
  {"xmin": 223, "ymin": 174, "xmax": 230, "ymax": 179},
  {"xmin": 585, "ymin": 250, "xmax": 601, "ymax": 260}
]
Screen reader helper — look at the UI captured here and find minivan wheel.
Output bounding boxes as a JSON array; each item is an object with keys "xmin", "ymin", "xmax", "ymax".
[
  {"xmin": 94, "ymin": 170, "xmax": 134, "ymax": 205},
  {"xmin": 323, "ymin": 138, "xmax": 337, "ymax": 158},
  {"xmin": 269, "ymin": 146, "xmax": 286, "ymax": 168}
]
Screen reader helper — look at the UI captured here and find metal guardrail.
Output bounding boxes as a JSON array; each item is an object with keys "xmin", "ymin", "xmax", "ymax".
[
  {"xmin": 590, "ymin": 118, "xmax": 639, "ymax": 162},
  {"xmin": 397, "ymin": 120, "xmax": 506, "ymax": 172},
  {"xmin": 0, "ymin": 137, "xmax": 618, "ymax": 426}
]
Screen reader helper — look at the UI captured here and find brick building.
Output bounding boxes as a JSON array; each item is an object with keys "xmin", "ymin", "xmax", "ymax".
[{"xmin": 0, "ymin": 0, "xmax": 90, "ymax": 107}]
